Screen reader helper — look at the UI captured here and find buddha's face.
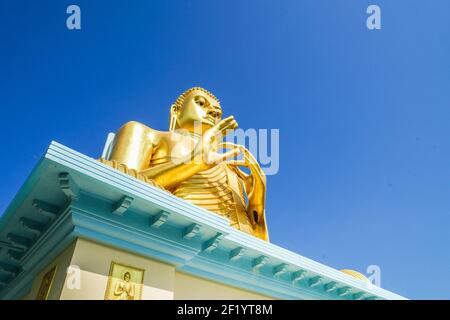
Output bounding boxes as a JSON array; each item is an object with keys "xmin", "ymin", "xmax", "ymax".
[
  {"xmin": 124, "ymin": 273, "xmax": 130, "ymax": 282},
  {"xmin": 175, "ymin": 90, "xmax": 222, "ymax": 132}
]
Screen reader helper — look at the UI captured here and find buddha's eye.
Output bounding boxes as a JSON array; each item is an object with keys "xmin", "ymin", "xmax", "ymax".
[{"xmin": 194, "ymin": 96, "xmax": 206, "ymax": 107}]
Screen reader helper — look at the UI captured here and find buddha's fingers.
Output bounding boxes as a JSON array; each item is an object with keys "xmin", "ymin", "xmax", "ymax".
[
  {"xmin": 218, "ymin": 142, "xmax": 240, "ymax": 150},
  {"xmin": 217, "ymin": 147, "xmax": 242, "ymax": 163},
  {"xmin": 226, "ymin": 160, "xmax": 248, "ymax": 167},
  {"xmin": 205, "ymin": 117, "xmax": 229, "ymax": 138},
  {"xmin": 216, "ymin": 121, "xmax": 238, "ymax": 139},
  {"xmin": 241, "ymin": 149, "xmax": 258, "ymax": 166},
  {"xmin": 212, "ymin": 116, "xmax": 234, "ymax": 133},
  {"xmin": 226, "ymin": 162, "xmax": 250, "ymax": 181},
  {"xmin": 216, "ymin": 120, "xmax": 238, "ymax": 137},
  {"xmin": 208, "ymin": 118, "xmax": 237, "ymax": 141},
  {"xmin": 219, "ymin": 144, "xmax": 264, "ymax": 177},
  {"xmin": 249, "ymin": 158, "xmax": 265, "ymax": 178},
  {"xmin": 240, "ymin": 150, "xmax": 264, "ymax": 177}
]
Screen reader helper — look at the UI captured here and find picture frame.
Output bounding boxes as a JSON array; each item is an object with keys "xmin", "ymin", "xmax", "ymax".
[{"xmin": 104, "ymin": 261, "xmax": 145, "ymax": 300}]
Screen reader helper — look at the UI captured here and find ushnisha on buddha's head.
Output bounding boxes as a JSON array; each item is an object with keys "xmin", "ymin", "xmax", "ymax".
[{"xmin": 169, "ymin": 87, "xmax": 223, "ymax": 133}]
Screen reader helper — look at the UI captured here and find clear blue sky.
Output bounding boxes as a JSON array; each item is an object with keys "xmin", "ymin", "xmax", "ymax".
[{"xmin": 1, "ymin": 1, "xmax": 449, "ymax": 299}]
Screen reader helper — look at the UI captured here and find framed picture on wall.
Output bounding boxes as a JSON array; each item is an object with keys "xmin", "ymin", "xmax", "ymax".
[
  {"xmin": 104, "ymin": 261, "xmax": 145, "ymax": 300},
  {"xmin": 36, "ymin": 265, "xmax": 57, "ymax": 300}
]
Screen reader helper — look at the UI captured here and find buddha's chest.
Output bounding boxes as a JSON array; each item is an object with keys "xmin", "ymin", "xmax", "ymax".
[
  {"xmin": 172, "ymin": 164, "xmax": 246, "ymax": 226},
  {"xmin": 173, "ymin": 164, "xmax": 232, "ymax": 200}
]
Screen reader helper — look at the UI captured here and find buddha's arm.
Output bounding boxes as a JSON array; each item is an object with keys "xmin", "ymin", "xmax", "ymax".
[
  {"xmin": 107, "ymin": 122, "xmax": 202, "ymax": 188},
  {"xmin": 140, "ymin": 142, "xmax": 242, "ymax": 190},
  {"xmin": 108, "ymin": 117, "xmax": 240, "ymax": 190},
  {"xmin": 139, "ymin": 152, "xmax": 209, "ymax": 189},
  {"xmin": 140, "ymin": 116, "xmax": 241, "ymax": 190}
]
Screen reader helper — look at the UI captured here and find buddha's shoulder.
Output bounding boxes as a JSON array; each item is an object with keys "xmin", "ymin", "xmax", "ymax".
[
  {"xmin": 119, "ymin": 120, "xmax": 172, "ymax": 136},
  {"xmin": 118, "ymin": 121, "xmax": 194, "ymax": 146}
]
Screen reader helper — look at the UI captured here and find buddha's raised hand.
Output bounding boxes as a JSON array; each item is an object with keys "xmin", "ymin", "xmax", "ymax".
[{"xmin": 192, "ymin": 116, "xmax": 243, "ymax": 169}]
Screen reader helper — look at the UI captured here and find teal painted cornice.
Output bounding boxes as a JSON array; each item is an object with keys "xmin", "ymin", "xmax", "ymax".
[{"xmin": 0, "ymin": 142, "xmax": 407, "ymax": 300}]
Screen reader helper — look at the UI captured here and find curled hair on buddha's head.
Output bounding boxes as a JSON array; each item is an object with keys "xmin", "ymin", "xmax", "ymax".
[{"xmin": 169, "ymin": 87, "xmax": 221, "ymax": 131}]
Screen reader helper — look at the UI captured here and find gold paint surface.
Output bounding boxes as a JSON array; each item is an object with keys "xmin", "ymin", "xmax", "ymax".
[
  {"xmin": 340, "ymin": 269, "xmax": 370, "ymax": 282},
  {"xmin": 101, "ymin": 87, "xmax": 269, "ymax": 241},
  {"xmin": 104, "ymin": 261, "xmax": 145, "ymax": 300}
]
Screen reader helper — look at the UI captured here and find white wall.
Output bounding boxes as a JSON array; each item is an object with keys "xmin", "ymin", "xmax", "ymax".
[
  {"xmin": 173, "ymin": 272, "xmax": 272, "ymax": 300},
  {"xmin": 60, "ymin": 239, "xmax": 174, "ymax": 300},
  {"xmin": 22, "ymin": 238, "xmax": 275, "ymax": 300}
]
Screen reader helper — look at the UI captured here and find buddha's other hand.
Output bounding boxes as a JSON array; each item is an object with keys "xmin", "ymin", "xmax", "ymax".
[{"xmin": 226, "ymin": 145, "xmax": 267, "ymax": 226}]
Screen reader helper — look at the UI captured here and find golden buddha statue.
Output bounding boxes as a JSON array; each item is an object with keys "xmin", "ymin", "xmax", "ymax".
[{"xmin": 100, "ymin": 87, "xmax": 269, "ymax": 241}]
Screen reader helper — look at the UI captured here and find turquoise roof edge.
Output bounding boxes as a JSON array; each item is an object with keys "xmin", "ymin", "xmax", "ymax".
[{"xmin": 0, "ymin": 141, "xmax": 407, "ymax": 300}]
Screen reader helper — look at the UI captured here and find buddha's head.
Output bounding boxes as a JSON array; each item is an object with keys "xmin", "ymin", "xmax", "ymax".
[
  {"xmin": 170, "ymin": 87, "xmax": 222, "ymax": 133},
  {"xmin": 123, "ymin": 272, "xmax": 131, "ymax": 282}
]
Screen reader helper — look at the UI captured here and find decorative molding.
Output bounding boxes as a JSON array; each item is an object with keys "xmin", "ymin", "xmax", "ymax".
[
  {"xmin": 19, "ymin": 218, "xmax": 46, "ymax": 237},
  {"xmin": 252, "ymin": 256, "xmax": 269, "ymax": 271},
  {"xmin": 309, "ymin": 276, "xmax": 322, "ymax": 288},
  {"xmin": 6, "ymin": 234, "xmax": 32, "ymax": 252},
  {"xmin": 291, "ymin": 270, "xmax": 306, "ymax": 284},
  {"xmin": 338, "ymin": 286, "xmax": 352, "ymax": 297},
  {"xmin": 32, "ymin": 199, "xmax": 59, "ymax": 219},
  {"xmin": 181, "ymin": 255, "xmax": 320, "ymax": 300},
  {"xmin": 112, "ymin": 196, "xmax": 134, "ymax": 216},
  {"xmin": 202, "ymin": 233, "xmax": 223, "ymax": 253},
  {"xmin": 6, "ymin": 250, "xmax": 24, "ymax": 263},
  {"xmin": 58, "ymin": 172, "xmax": 80, "ymax": 201},
  {"xmin": 273, "ymin": 263, "xmax": 289, "ymax": 277},
  {"xmin": 46, "ymin": 142, "xmax": 230, "ymax": 231},
  {"xmin": 149, "ymin": 211, "xmax": 170, "ymax": 228},
  {"xmin": 182, "ymin": 223, "xmax": 201, "ymax": 240},
  {"xmin": 0, "ymin": 240, "xmax": 24, "ymax": 252},
  {"xmin": 229, "ymin": 247, "xmax": 246, "ymax": 262},
  {"xmin": 325, "ymin": 281, "xmax": 338, "ymax": 292},
  {"xmin": 353, "ymin": 292, "xmax": 366, "ymax": 300},
  {"xmin": 0, "ymin": 262, "xmax": 19, "ymax": 277}
]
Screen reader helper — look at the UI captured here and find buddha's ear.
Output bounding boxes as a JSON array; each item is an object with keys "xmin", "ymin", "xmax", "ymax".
[
  {"xmin": 169, "ymin": 104, "xmax": 180, "ymax": 132},
  {"xmin": 170, "ymin": 104, "xmax": 180, "ymax": 116}
]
